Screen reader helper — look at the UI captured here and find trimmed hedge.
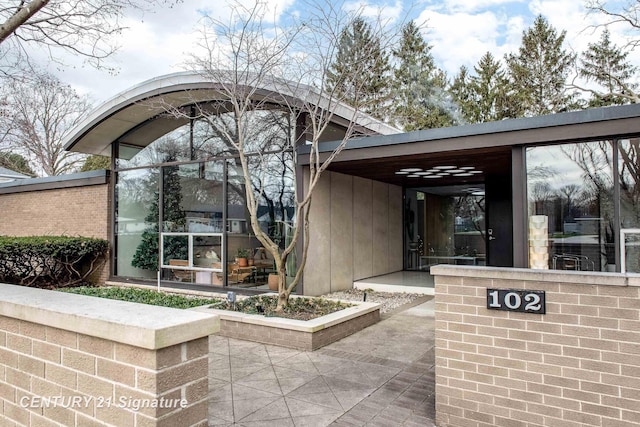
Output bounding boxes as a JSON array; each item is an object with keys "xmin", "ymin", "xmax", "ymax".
[{"xmin": 0, "ymin": 236, "xmax": 109, "ymax": 288}]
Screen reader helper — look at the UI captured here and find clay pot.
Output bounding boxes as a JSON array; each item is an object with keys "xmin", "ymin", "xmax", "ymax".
[{"xmin": 268, "ymin": 274, "xmax": 279, "ymax": 291}]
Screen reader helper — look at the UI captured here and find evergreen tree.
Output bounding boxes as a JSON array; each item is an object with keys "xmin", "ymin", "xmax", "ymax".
[
  {"xmin": 326, "ymin": 17, "xmax": 391, "ymax": 120},
  {"xmin": 0, "ymin": 152, "xmax": 35, "ymax": 176},
  {"xmin": 450, "ymin": 65, "xmax": 473, "ymax": 122},
  {"xmin": 451, "ymin": 52, "xmax": 514, "ymax": 123},
  {"xmin": 392, "ymin": 21, "xmax": 455, "ymax": 130},
  {"xmin": 505, "ymin": 15, "xmax": 576, "ymax": 116},
  {"xmin": 131, "ymin": 164, "xmax": 187, "ymax": 271},
  {"xmin": 80, "ymin": 155, "xmax": 111, "ymax": 172},
  {"xmin": 580, "ymin": 29, "xmax": 638, "ymax": 106}
]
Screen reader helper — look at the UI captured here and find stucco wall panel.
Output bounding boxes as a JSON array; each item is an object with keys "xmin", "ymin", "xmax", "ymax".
[
  {"xmin": 330, "ymin": 173, "xmax": 354, "ymax": 292},
  {"xmin": 388, "ymin": 185, "xmax": 403, "ymax": 271},
  {"xmin": 353, "ymin": 177, "xmax": 373, "ymax": 280},
  {"xmin": 303, "ymin": 170, "xmax": 402, "ymax": 295},
  {"xmin": 372, "ymin": 181, "xmax": 389, "ymax": 276},
  {"xmin": 304, "ymin": 170, "xmax": 332, "ymax": 296}
]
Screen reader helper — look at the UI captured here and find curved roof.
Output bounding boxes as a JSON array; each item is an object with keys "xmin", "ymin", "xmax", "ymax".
[{"xmin": 63, "ymin": 71, "xmax": 400, "ymax": 156}]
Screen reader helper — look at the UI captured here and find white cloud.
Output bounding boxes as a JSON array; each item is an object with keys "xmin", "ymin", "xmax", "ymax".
[
  {"xmin": 438, "ymin": 0, "xmax": 526, "ymax": 14},
  {"xmin": 417, "ymin": 9, "xmax": 516, "ymax": 75},
  {"xmin": 343, "ymin": 0, "xmax": 405, "ymax": 24},
  {"xmin": 38, "ymin": 0, "xmax": 640, "ymax": 105}
]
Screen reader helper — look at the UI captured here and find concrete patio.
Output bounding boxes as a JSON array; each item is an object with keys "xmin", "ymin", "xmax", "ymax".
[{"xmin": 208, "ymin": 297, "xmax": 436, "ymax": 426}]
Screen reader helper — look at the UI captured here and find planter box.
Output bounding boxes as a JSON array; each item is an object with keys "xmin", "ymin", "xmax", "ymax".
[{"xmin": 191, "ymin": 297, "xmax": 381, "ymax": 351}]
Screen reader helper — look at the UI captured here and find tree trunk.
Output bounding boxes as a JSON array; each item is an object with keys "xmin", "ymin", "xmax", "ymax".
[
  {"xmin": 0, "ymin": 0, "xmax": 50, "ymax": 44},
  {"xmin": 275, "ymin": 269, "xmax": 289, "ymax": 311}
]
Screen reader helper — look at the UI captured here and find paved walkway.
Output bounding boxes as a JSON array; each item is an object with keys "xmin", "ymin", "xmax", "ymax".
[{"xmin": 208, "ymin": 298, "xmax": 436, "ymax": 426}]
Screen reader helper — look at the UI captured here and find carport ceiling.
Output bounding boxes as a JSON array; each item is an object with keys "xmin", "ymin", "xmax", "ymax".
[{"xmin": 325, "ymin": 146, "xmax": 512, "ymax": 187}]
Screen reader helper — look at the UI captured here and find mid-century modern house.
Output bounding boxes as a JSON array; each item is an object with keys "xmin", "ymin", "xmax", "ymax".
[{"xmin": 7, "ymin": 71, "xmax": 638, "ymax": 296}]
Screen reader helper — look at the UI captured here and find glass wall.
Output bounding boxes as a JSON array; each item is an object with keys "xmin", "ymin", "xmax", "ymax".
[
  {"xmin": 619, "ymin": 138, "xmax": 640, "ymax": 272},
  {"xmin": 526, "ymin": 141, "xmax": 615, "ymax": 271},
  {"xmin": 113, "ymin": 109, "xmax": 296, "ymax": 288},
  {"xmin": 115, "ymin": 168, "xmax": 159, "ymax": 279}
]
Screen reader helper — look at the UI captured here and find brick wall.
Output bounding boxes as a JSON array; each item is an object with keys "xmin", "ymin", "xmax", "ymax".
[
  {"xmin": 432, "ymin": 265, "xmax": 640, "ymax": 427},
  {"xmin": 0, "ymin": 284, "xmax": 219, "ymax": 427},
  {"xmin": 0, "ymin": 171, "xmax": 111, "ymax": 284}
]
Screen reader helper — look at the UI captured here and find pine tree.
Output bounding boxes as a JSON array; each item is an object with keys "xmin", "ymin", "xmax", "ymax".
[
  {"xmin": 131, "ymin": 164, "xmax": 187, "ymax": 271},
  {"xmin": 580, "ymin": 29, "xmax": 638, "ymax": 106},
  {"xmin": 505, "ymin": 15, "xmax": 576, "ymax": 117},
  {"xmin": 450, "ymin": 65, "xmax": 473, "ymax": 122},
  {"xmin": 326, "ymin": 17, "xmax": 391, "ymax": 120},
  {"xmin": 392, "ymin": 21, "xmax": 455, "ymax": 130},
  {"xmin": 0, "ymin": 152, "xmax": 35, "ymax": 176},
  {"xmin": 451, "ymin": 53, "xmax": 515, "ymax": 123}
]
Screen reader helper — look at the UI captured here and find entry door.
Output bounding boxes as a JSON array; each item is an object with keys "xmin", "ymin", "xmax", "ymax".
[{"xmin": 486, "ymin": 175, "xmax": 513, "ymax": 267}]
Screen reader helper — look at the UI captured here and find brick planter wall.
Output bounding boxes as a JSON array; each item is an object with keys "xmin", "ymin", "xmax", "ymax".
[
  {"xmin": 197, "ymin": 300, "xmax": 381, "ymax": 351},
  {"xmin": 0, "ymin": 284, "xmax": 219, "ymax": 427},
  {"xmin": 432, "ymin": 265, "xmax": 640, "ymax": 427},
  {"xmin": 217, "ymin": 309, "xmax": 380, "ymax": 351}
]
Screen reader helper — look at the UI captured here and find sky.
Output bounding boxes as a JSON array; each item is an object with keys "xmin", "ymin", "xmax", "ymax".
[{"xmin": 40, "ymin": 0, "xmax": 640, "ymax": 105}]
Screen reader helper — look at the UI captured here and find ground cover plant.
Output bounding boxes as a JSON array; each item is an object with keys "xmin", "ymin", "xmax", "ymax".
[
  {"xmin": 60, "ymin": 286, "xmax": 219, "ymax": 309},
  {"xmin": 60, "ymin": 286, "xmax": 352, "ymax": 320},
  {"xmin": 210, "ymin": 295, "xmax": 354, "ymax": 321}
]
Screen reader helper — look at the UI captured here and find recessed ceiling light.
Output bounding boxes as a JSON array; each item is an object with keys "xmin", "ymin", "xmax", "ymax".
[
  {"xmin": 470, "ymin": 170, "xmax": 483, "ymax": 174},
  {"xmin": 395, "ymin": 171, "xmax": 409, "ymax": 175},
  {"xmin": 460, "ymin": 166, "xmax": 475, "ymax": 170},
  {"xmin": 437, "ymin": 172, "xmax": 450, "ymax": 176},
  {"xmin": 407, "ymin": 174, "xmax": 420, "ymax": 178},
  {"xmin": 400, "ymin": 168, "xmax": 422, "ymax": 172},
  {"xmin": 426, "ymin": 169, "xmax": 440, "ymax": 173},
  {"xmin": 449, "ymin": 170, "xmax": 467, "ymax": 173},
  {"xmin": 434, "ymin": 166, "xmax": 456, "ymax": 170},
  {"xmin": 424, "ymin": 175, "xmax": 442, "ymax": 179},
  {"xmin": 415, "ymin": 171, "xmax": 431, "ymax": 175},
  {"xmin": 466, "ymin": 188, "xmax": 481, "ymax": 192},
  {"xmin": 454, "ymin": 173, "xmax": 473, "ymax": 177},
  {"xmin": 472, "ymin": 191, "xmax": 485, "ymax": 196}
]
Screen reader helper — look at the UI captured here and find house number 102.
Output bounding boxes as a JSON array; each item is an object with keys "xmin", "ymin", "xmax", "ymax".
[{"xmin": 486, "ymin": 289, "xmax": 545, "ymax": 314}]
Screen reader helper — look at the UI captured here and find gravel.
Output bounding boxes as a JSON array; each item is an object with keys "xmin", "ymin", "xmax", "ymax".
[{"xmin": 323, "ymin": 288, "xmax": 426, "ymax": 313}]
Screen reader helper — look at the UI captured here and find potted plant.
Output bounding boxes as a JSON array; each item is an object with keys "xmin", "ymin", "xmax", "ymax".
[{"xmin": 236, "ymin": 248, "xmax": 250, "ymax": 267}]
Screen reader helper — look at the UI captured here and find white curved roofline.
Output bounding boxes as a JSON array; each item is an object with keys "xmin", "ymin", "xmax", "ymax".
[{"xmin": 63, "ymin": 70, "xmax": 400, "ymax": 155}]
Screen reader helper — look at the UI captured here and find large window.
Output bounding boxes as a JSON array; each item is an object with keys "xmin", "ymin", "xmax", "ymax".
[
  {"xmin": 115, "ymin": 167, "xmax": 159, "ymax": 279},
  {"xmin": 619, "ymin": 139, "xmax": 640, "ymax": 272},
  {"xmin": 113, "ymin": 109, "xmax": 297, "ymax": 287},
  {"xmin": 527, "ymin": 141, "xmax": 615, "ymax": 271}
]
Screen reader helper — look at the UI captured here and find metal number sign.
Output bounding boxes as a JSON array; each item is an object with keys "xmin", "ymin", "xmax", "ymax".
[{"xmin": 486, "ymin": 288, "xmax": 545, "ymax": 314}]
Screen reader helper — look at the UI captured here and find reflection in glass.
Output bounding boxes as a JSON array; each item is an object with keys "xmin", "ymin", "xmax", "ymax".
[
  {"xmin": 116, "ymin": 168, "xmax": 159, "ymax": 279},
  {"xmin": 411, "ymin": 188, "xmax": 486, "ymax": 271},
  {"xmin": 160, "ymin": 161, "xmax": 225, "ymax": 283},
  {"xmin": 227, "ymin": 149, "xmax": 296, "ymax": 281},
  {"xmin": 526, "ymin": 142, "xmax": 615, "ymax": 271},
  {"xmin": 116, "ymin": 125, "xmax": 192, "ymax": 169},
  {"xmin": 619, "ymin": 139, "xmax": 640, "ymax": 271}
]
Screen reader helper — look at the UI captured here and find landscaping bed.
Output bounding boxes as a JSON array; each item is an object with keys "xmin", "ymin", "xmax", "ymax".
[
  {"xmin": 68, "ymin": 284, "xmax": 382, "ymax": 351},
  {"xmin": 194, "ymin": 295, "xmax": 380, "ymax": 351}
]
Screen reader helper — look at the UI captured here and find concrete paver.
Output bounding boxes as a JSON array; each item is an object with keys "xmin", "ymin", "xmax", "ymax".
[{"xmin": 208, "ymin": 298, "xmax": 436, "ymax": 426}]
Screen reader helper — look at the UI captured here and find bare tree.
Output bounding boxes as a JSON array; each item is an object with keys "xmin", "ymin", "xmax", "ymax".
[
  {"xmin": 586, "ymin": 1, "xmax": 640, "ymax": 43},
  {"xmin": 0, "ymin": 0, "xmax": 179, "ymax": 73},
  {"xmin": 157, "ymin": 0, "xmax": 397, "ymax": 310},
  {"xmin": 2, "ymin": 71, "xmax": 91, "ymax": 175}
]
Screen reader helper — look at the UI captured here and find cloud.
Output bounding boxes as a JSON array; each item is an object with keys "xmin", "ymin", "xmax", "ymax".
[
  {"xmin": 343, "ymin": 0, "xmax": 405, "ymax": 24},
  {"xmin": 416, "ymin": 8, "xmax": 519, "ymax": 75},
  {"xmin": 436, "ymin": 0, "xmax": 526, "ymax": 14}
]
